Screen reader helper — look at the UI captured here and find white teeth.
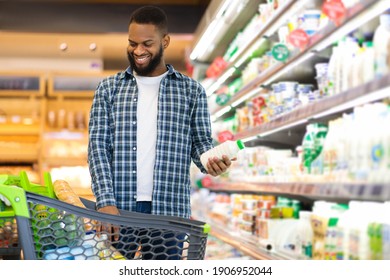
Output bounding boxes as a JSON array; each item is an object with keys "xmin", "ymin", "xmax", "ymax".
[{"xmin": 136, "ymin": 56, "xmax": 148, "ymax": 62}]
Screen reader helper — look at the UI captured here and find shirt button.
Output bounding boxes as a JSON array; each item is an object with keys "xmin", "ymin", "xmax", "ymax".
[
  {"xmin": 133, "ymin": 98, "xmax": 137, "ymax": 102},
  {"xmin": 132, "ymin": 121, "xmax": 136, "ymax": 125},
  {"xmin": 132, "ymin": 170, "xmax": 136, "ymax": 174},
  {"xmin": 134, "ymin": 195, "xmax": 137, "ymax": 199},
  {"xmin": 133, "ymin": 147, "xmax": 136, "ymax": 151}
]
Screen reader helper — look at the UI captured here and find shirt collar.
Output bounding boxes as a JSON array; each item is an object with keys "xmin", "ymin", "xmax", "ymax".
[{"xmin": 121, "ymin": 64, "xmax": 179, "ymax": 80}]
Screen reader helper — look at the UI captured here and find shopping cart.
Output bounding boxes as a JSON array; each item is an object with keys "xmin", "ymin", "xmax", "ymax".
[
  {"xmin": 0, "ymin": 171, "xmax": 55, "ymax": 260},
  {"xmin": 0, "ymin": 172, "xmax": 210, "ymax": 260}
]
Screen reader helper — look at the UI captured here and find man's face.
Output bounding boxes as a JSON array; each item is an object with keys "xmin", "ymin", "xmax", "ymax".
[{"xmin": 127, "ymin": 23, "xmax": 169, "ymax": 76}]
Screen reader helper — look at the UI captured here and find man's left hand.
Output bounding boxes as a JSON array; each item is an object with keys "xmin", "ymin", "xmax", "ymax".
[{"xmin": 206, "ymin": 155, "xmax": 234, "ymax": 177}]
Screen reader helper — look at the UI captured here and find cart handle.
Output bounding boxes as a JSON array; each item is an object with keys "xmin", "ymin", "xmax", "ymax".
[
  {"xmin": 203, "ymin": 223, "xmax": 211, "ymax": 234},
  {"xmin": 0, "ymin": 185, "xmax": 30, "ymax": 218}
]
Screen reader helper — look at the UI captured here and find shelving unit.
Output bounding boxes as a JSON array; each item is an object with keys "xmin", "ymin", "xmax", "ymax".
[
  {"xmin": 0, "ymin": 71, "xmax": 114, "ymax": 200},
  {"xmin": 191, "ymin": 0, "xmax": 390, "ymax": 260},
  {"xmin": 40, "ymin": 71, "xmax": 113, "ymax": 200},
  {"xmin": 0, "ymin": 72, "xmax": 45, "ymax": 180}
]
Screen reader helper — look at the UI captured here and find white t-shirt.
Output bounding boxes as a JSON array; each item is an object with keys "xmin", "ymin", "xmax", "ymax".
[{"xmin": 134, "ymin": 71, "xmax": 167, "ymax": 201}]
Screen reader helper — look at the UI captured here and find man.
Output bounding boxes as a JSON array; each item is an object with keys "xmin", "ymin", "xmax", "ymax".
[{"xmin": 88, "ymin": 5, "xmax": 232, "ymax": 259}]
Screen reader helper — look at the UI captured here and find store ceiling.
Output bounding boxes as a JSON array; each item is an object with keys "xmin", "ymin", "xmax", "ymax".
[{"xmin": 0, "ymin": 0, "xmax": 211, "ymax": 71}]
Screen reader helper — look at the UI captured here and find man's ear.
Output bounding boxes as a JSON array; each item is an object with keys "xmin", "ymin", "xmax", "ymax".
[{"xmin": 163, "ymin": 34, "xmax": 170, "ymax": 49}]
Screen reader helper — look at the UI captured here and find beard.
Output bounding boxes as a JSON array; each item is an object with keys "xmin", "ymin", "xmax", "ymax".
[{"xmin": 127, "ymin": 45, "xmax": 164, "ymax": 76}]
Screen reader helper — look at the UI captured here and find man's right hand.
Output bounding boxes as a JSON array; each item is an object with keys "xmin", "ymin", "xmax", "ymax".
[{"xmin": 97, "ymin": 205, "xmax": 120, "ymax": 241}]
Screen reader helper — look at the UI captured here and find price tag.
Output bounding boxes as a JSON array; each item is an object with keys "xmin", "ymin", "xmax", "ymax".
[
  {"xmin": 322, "ymin": 0, "xmax": 346, "ymax": 26},
  {"xmin": 201, "ymin": 176, "xmax": 213, "ymax": 188},
  {"xmin": 271, "ymin": 43, "xmax": 290, "ymax": 62},
  {"xmin": 287, "ymin": 29, "xmax": 310, "ymax": 50},
  {"xmin": 217, "ymin": 130, "xmax": 234, "ymax": 143},
  {"xmin": 215, "ymin": 93, "xmax": 231, "ymax": 106}
]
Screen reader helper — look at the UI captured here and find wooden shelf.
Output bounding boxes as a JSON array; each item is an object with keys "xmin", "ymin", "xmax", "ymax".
[
  {"xmin": 0, "ymin": 71, "xmax": 45, "ymax": 97},
  {"xmin": 42, "ymin": 157, "xmax": 87, "ymax": 166},
  {"xmin": 0, "ymin": 123, "xmax": 40, "ymax": 136},
  {"xmin": 47, "ymin": 71, "xmax": 114, "ymax": 98}
]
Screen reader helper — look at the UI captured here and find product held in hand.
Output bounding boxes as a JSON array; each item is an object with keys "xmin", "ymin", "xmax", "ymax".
[{"xmin": 201, "ymin": 140, "xmax": 245, "ymax": 169}]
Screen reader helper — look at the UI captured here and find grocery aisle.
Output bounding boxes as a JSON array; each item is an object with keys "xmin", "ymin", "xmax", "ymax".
[{"xmin": 189, "ymin": 0, "xmax": 390, "ymax": 260}]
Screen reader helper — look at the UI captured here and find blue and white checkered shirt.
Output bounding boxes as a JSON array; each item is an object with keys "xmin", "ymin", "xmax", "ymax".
[{"xmin": 88, "ymin": 64, "xmax": 213, "ymax": 218}]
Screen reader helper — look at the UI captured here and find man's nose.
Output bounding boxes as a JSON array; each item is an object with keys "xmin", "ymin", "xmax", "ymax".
[{"xmin": 134, "ymin": 44, "xmax": 145, "ymax": 55}]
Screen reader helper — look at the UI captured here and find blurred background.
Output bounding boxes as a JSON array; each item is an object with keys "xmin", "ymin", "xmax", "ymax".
[{"xmin": 0, "ymin": 0, "xmax": 211, "ymax": 72}]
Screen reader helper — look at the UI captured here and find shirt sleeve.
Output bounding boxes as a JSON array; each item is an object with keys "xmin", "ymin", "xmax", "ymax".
[
  {"xmin": 88, "ymin": 79, "xmax": 116, "ymax": 209},
  {"xmin": 190, "ymin": 80, "xmax": 214, "ymax": 173}
]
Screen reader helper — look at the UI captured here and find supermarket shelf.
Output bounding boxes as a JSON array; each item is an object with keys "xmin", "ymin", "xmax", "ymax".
[
  {"xmin": 211, "ymin": 0, "xmax": 381, "ymax": 116},
  {"xmin": 0, "ymin": 123, "xmax": 40, "ymax": 136},
  {"xmin": 234, "ymin": 73, "xmax": 390, "ymax": 141},
  {"xmin": 0, "ymin": 71, "xmax": 45, "ymax": 97},
  {"xmin": 0, "ymin": 153, "xmax": 38, "ymax": 163},
  {"xmin": 207, "ymin": 180, "xmax": 390, "ymax": 203},
  {"xmin": 42, "ymin": 157, "xmax": 87, "ymax": 166},
  {"xmin": 207, "ymin": 218, "xmax": 294, "ymax": 260},
  {"xmin": 204, "ymin": 0, "xmax": 297, "ymax": 93}
]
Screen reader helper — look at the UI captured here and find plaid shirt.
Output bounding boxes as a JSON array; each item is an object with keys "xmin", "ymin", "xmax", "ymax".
[{"xmin": 88, "ymin": 65, "xmax": 213, "ymax": 218}]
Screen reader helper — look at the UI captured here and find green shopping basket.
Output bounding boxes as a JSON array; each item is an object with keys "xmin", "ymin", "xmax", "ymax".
[
  {"xmin": 0, "ymin": 171, "xmax": 56, "ymax": 259},
  {"xmin": 0, "ymin": 176, "xmax": 210, "ymax": 260}
]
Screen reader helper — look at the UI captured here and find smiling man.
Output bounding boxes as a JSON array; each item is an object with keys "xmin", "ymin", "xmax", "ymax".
[{"xmin": 88, "ymin": 5, "xmax": 232, "ymax": 259}]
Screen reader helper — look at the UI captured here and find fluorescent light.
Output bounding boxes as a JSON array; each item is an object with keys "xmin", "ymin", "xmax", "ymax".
[
  {"xmin": 190, "ymin": 0, "xmax": 249, "ymax": 61},
  {"xmin": 231, "ymin": 87, "xmax": 263, "ymax": 108},
  {"xmin": 315, "ymin": 0, "xmax": 390, "ymax": 52},
  {"xmin": 242, "ymin": 135, "xmax": 259, "ymax": 142},
  {"xmin": 190, "ymin": 19, "xmax": 218, "ymax": 61},
  {"xmin": 313, "ymin": 85, "xmax": 390, "ymax": 119},
  {"xmin": 206, "ymin": 67, "xmax": 236, "ymax": 96},
  {"xmin": 259, "ymin": 118, "xmax": 308, "ymax": 137},
  {"xmin": 214, "ymin": 105, "xmax": 232, "ymax": 119}
]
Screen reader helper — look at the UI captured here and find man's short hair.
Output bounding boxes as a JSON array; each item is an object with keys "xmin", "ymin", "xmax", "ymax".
[{"xmin": 129, "ymin": 6, "xmax": 168, "ymax": 35}]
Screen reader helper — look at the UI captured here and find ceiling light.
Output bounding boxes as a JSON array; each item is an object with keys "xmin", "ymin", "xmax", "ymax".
[
  {"xmin": 89, "ymin": 43, "xmax": 97, "ymax": 51},
  {"xmin": 59, "ymin": 43, "xmax": 68, "ymax": 51}
]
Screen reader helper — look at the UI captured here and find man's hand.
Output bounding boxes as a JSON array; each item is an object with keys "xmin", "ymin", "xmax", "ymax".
[
  {"xmin": 97, "ymin": 205, "xmax": 120, "ymax": 241},
  {"xmin": 205, "ymin": 155, "xmax": 234, "ymax": 177}
]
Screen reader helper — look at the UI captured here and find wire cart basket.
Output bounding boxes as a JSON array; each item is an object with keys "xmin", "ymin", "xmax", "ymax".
[{"xmin": 0, "ymin": 172, "xmax": 210, "ymax": 260}]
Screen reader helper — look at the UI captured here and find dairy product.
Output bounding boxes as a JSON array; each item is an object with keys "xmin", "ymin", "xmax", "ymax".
[
  {"xmin": 373, "ymin": 14, "xmax": 390, "ymax": 77},
  {"xmin": 201, "ymin": 140, "xmax": 245, "ymax": 170}
]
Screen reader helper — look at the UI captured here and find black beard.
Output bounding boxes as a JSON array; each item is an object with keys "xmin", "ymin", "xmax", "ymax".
[{"xmin": 127, "ymin": 45, "xmax": 164, "ymax": 76}]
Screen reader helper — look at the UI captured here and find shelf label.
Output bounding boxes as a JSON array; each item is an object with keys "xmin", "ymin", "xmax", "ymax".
[
  {"xmin": 215, "ymin": 93, "xmax": 231, "ymax": 106},
  {"xmin": 217, "ymin": 130, "xmax": 234, "ymax": 143},
  {"xmin": 287, "ymin": 29, "xmax": 310, "ymax": 50},
  {"xmin": 271, "ymin": 44, "xmax": 290, "ymax": 62},
  {"xmin": 0, "ymin": 76, "xmax": 40, "ymax": 91},
  {"xmin": 322, "ymin": 0, "xmax": 346, "ymax": 26}
]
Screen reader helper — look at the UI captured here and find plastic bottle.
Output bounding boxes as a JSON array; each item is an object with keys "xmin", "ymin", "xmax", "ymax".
[
  {"xmin": 295, "ymin": 211, "xmax": 313, "ymax": 258},
  {"xmin": 327, "ymin": 45, "xmax": 339, "ymax": 96},
  {"xmin": 341, "ymin": 37, "xmax": 360, "ymax": 92},
  {"xmin": 302, "ymin": 124, "xmax": 316, "ymax": 174},
  {"xmin": 201, "ymin": 140, "xmax": 245, "ymax": 169},
  {"xmin": 310, "ymin": 123, "xmax": 328, "ymax": 175},
  {"xmin": 322, "ymin": 119, "xmax": 339, "ymax": 180},
  {"xmin": 362, "ymin": 41, "xmax": 375, "ymax": 84},
  {"xmin": 382, "ymin": 202, "xmax": 390, "ymax": 259},
  {"xmin": 373, "ymin": 14, "xmax": 390, "ymax": 77}
]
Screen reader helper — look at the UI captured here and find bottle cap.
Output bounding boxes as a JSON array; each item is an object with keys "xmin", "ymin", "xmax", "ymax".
[{"xmin": 236, "ymin": 140, "xmax": 245, "ymax": 150}]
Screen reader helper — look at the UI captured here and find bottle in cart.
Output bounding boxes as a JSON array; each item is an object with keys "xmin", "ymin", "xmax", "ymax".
[{"xmin": 200, "ymin": 140, "xmax": 245, "ymax": 169}]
